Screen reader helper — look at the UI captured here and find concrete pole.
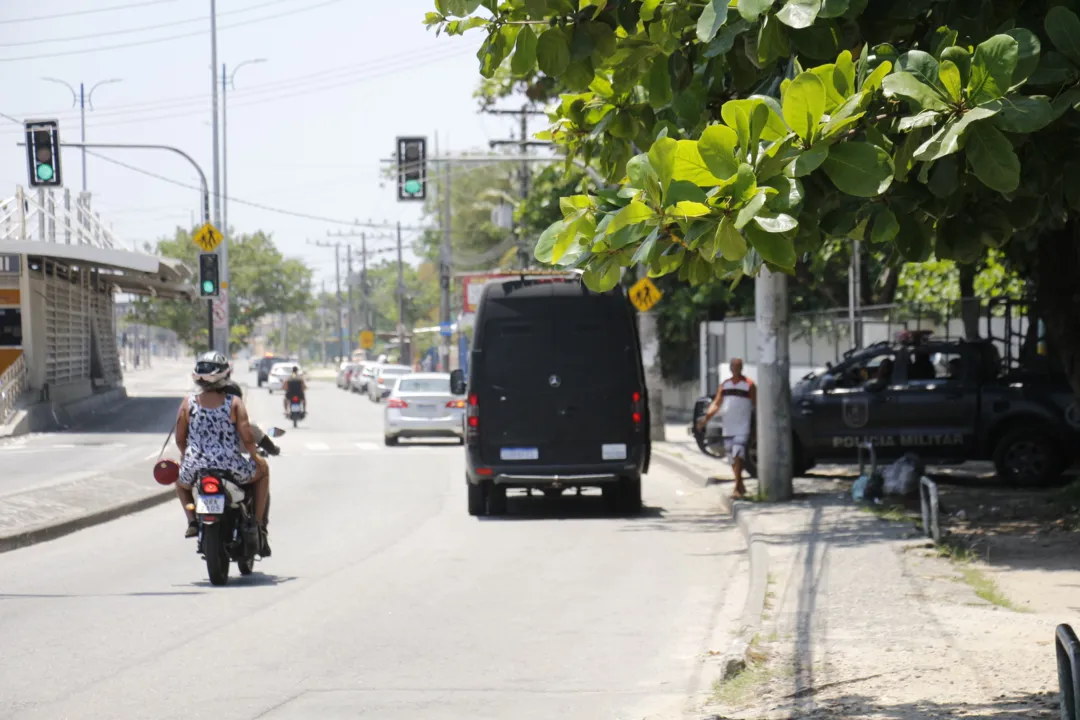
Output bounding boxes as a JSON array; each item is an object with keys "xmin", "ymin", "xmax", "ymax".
[
  {"xmin": 79, "ymin": 83, "xmax": 87, "ymax": 192},
  {"xmin": 848, "ymin": 239, "xmax": 861, "ymax": 349},
  {"xmin": 346, "ymin": 246, "xmax": 355, "ymax": 357},
  {"xmin": 334, "ymin": 243, "xmax": 344, "ymax": 362},
  {"xmin": 209, "ymin": 0, "xmax": 227, "ymax": 355},
  {"xmin": 755, "ymin": 268, "xmax": 793, "ymax": 501},
  {"xmin": 440, "ymin": 160, "xmax": 452, "ymax": 372},
  {"xmin": 397, "ymin": 221, "xmax": 407, "ymax": 366},
  {"xmin": 637, "ymin": 309, "xmax": 666, "ymax": 442}
]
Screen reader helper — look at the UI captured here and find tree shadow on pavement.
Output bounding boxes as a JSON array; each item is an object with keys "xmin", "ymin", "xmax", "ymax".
[
  {"xmin": 729, "ymin": 690, "xmax": 1060, "ymax": 719},
  {"xmin": 478, "ymin": 493, "xmax": 665, "ymax": 522}
]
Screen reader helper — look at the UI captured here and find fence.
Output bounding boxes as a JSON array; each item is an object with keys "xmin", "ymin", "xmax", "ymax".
[{"xmin": 0, "ymin": 353, "xmax": 26, "ymax": 423}]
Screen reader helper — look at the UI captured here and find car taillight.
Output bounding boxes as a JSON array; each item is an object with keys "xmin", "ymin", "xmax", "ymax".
[
  {"xmin": 466, "ymin": 393, "xmax": 479, "ymax": 444},
  {"xmin": 200, "ymin": 477, "xmax": 221, "ymax": 494},
  {"xmin": 447, "ymin": 399, "xmax": 465, "ymax": 409},
  {"xmin": 387, "ymin": 398, "xmax": 408, "ymax": 409},
  {"xmin": 632, "ymin": 390, "xmax": 644, "ymax": 430}
]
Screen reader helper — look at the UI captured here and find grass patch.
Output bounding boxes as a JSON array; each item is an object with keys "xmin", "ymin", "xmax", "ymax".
[
  {"xmin": 958, "ymin": 566, "xmax": 1026, "ymax": 612},
  {"xmin": 934, "ymin": 539, "xmax": 977, "ymax": 563},
  {"xmin": 711, "ymin": 658, "xmax": 773, "ymax": 705},
  {"xmin": 861, "ymin": 503, "xmax": 911, "ymax": 523}
]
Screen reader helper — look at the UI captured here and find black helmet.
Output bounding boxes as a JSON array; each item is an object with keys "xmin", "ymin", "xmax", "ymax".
[{"xmin": 193, "ymin": 351, "xmax": 231, "ymax": 388}]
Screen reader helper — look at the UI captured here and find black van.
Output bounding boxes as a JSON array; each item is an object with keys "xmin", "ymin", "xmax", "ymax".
[{"xmin": 450, "ymin": 276, "xmax": 651, "ymax": 516}]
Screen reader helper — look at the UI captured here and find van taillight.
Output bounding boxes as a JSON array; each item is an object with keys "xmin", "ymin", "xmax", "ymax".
[
  {"xmin": 632, "ymin": 391, "xmax": 644, "ymax": 430},
  {"xmin": 466, "ymin": 393, "xmax": 479, "ymax": 444}
]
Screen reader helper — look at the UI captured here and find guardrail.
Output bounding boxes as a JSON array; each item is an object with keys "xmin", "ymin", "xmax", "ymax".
[
  {"xmin": 0, "ymin": 353, "xmax": 27, "ymax": 424},
  {"xmin": 920, "ymin": 476, "xmax": 941, "ymax": 543},
  {"xmin": 1058, "ymin": 624, "xmax": 1080, "ymax": 720}
]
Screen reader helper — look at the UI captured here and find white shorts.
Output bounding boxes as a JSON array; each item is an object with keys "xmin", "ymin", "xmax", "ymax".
[{"xmin": 724, "ymin": 435, "xmax": 749, "ymax": 459}]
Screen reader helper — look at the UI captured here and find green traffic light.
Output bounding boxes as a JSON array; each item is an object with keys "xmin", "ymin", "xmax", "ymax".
[
  {"xmin": 403, "ymin": 179, "xmax": 422, "ymax": 195},
  {"xmin": 36, "ymin": 163, "xmax": 54, "ymax": 182},
  {"xmin": 202, "ymin": 280, "xmax": 215, "ymax": 294}
]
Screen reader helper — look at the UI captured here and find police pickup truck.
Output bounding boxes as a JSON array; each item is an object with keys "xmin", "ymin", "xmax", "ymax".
[{"xmin": 789, "ymin": 332, "xmax": 1079, "ymax": 486}]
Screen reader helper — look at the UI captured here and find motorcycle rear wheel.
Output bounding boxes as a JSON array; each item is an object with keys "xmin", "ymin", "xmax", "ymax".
[{"xmin": 203, "ymin": 523, "xmax": 231, "ymax": 586}]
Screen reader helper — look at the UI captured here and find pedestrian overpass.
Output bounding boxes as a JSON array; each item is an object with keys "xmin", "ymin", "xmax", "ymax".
[{"xmin": 0, "ymin": 185, "xmax": 195, "ymax": 426}]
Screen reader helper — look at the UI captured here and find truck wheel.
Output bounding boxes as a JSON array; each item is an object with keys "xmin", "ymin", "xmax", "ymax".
[
  {"xmin": 487, "ymin": 483, "xmax": 507, "ymax": 515},
  {"xmin": 467, "ymin": 479, "xmax": 488, "ymax": 517},
  {"xmin": 617, "ymin": 476, "xmax": 642, "ymax": 514},
  {"xmin": 994, "ymin": 428, "xmax": 1064, "ymax": 487}
]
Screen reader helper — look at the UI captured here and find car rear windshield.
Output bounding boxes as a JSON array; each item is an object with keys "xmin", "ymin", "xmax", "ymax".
[
  {"xmin": 381, "ymin": 367, "xmax": 410, "ymax": 376},
  {"xmin": 398, "ymin": 378, "xmax": 449, "ymax": 393}
]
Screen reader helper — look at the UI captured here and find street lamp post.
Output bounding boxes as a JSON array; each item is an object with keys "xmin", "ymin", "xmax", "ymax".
[
  {"xmin": 41, "ymin": 77, "xmax": 122, "ymax": 192},
  {"xmin": 222, "ymin": 58, "xmax": 266, "ymax": 272}
]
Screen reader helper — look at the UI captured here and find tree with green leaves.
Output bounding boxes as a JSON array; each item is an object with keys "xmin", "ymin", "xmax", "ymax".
[
  {"xmin": 426, "ymin": 0, "xmax": 1080, "ymax": 398},
  {"xmin": 131, "ymin": 229, "xmax": 313, "ymax": 353}
]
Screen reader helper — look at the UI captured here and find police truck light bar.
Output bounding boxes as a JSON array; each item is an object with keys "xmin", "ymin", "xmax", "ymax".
[
  {"xmin": 25, "ymin": 120, "xmax": 62, "ymax": 188},
  {"xmin": 396, "ymin": 136, "xmax": 427, "ymax": 201}
]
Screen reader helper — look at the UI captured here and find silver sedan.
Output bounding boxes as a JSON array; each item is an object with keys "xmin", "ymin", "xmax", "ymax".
[{"xmin": 383, "ymin": 373, "xmax": 465, "ymax": 446}]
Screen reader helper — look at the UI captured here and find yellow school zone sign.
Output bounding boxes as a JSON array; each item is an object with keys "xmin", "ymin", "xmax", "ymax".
[
  {"xmin": 193, "ymin": 223, "xmax": 224, "ymax": 252},
  {"xmin": 628, "ymin": 276, "xmax": 662, "ymax": 313}
]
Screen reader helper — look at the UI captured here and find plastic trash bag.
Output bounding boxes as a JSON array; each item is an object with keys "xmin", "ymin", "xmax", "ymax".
[
  {"xmin": 883, "ymin": 453, "xmax": 923, "ymax": 496},
  {"xmin": 852, "ymin": 471, "xmax": 884, "ymax": 503}
]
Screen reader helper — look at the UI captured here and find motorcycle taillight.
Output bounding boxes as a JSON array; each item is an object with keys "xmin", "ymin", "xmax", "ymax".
[{"xmin": 200, "ymin": 476, "xmax": 221, "ymax": 494}]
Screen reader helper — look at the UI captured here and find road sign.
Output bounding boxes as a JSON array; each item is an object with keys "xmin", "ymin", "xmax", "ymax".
[
  {"xmin": 212, "ymin": 288, "xmax": 228, "ymax": 330},
  {"xmin": 359, "ymin": 329, "xmax": 375, "ymax": 350},
  {"xmin": 439, "ymin": 321, "xmax": 453, "ymax": 337},
  {"xmin": 628, "ymin": 277, "xmax": 662, "ymax": 313},
  {"xmin": 193, "ymin": 223, "xmax": 224, "ymax": 252}
]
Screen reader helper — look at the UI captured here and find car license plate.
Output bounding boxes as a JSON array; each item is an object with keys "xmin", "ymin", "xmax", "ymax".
[
  {"xmin": 602, "ymin": 443, "xmax": 628, "ymax": 460},
  {"xmin": 416, "ymin": 404, "xmax": 436, "ymax": 413},
  {"xmin": 290, "ymin": 402, "xmax": 303, "ymax": 412},
  {"xmin": 501, "ymin": 447, "xmax": 539, "ymax": 461},
  {"xmin": 196, "ymin": 494, "xmax": 225, "ymax": 514}
]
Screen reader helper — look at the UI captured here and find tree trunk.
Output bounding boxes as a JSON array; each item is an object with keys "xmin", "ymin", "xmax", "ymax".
[
  {"xmin": 958, "ymin": 264, "xmax": 980, "ymax": 341},
  {"xmin": 1035, "ymin": 222, "xmax": 1080, "ymax": 398}
]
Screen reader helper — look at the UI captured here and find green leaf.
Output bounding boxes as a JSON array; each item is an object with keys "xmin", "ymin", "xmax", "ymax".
[
  {"xmin": 898, "ymin": 110, "xmax": 941, "ymax": 131},
  {"xmin": 787, "ymin": 143, "xmax": 829, "ymax": 177},
  {"xmin": 664, "ymin": 180, "xmax": 708, "ymax": 207},
  {"xmin": 583, "ymin": 21, "xmax": 616, "ymax": 61},
  {"xmin": 935, "ymin": 216, "xmax": 984, "ymax": 263},
  {"xmin": 939, "ymin": 60, "xmax": 962, "ymax": 102},
  {"xmin": 647, "ymin": 54, "xmax": 673, "ymax": 109},
  {"xmin": 991, "ymin": 95, "xmax": 1054, "ymax": 133},
  {"xmin": 913, "ymin": 106, "xmax": 998, "ymax": 162},
  {"xmin": 835, "ymin": 50, "xmax": 856, "ymax": 96},
  {"xmin": 559, "ymin": 195, "xmax": 594, "ymax": 217},
  {"xmin": 525, "ymin": 0, "xmax": 547, "ymax": 17},
  {"xmin": 734, "ymin": 191, "xmax": 768, "ymax": 229},
  {"xmin": 881, "ymin": 72, "xmax": 950, "ymax": 112},
  {"xmin": 790, "ymin": 22, "xmax": 841, "ymax": 60},
  {"xmin": 608, "ymin": 201, "xmax": 657, "ymax": 235},
  {"xmin": 630, "ymin": 228, "xmax": 660, "ymax": 265},
  {"xmin": 732, "ymin": 163, "xmax": 758, "ymax": 202},
  {"xmin": 744, "ymin": 223, "xmax": 797, "ymax": 268},
  {"xmin": 940, "ymin": 46, "xmax": 971, "ymax": 87},
  {"xmin": 534, "ymin": 219, "xmax": 566, "ymax": 263},
  {"xmin": 927, "ymin": 155, "xmax": 959, "ymax": 197},
  {"xmin": 579, "ymin": 0, "xmax": 608, "ymax": 19},
  {"xmin": 670, "ymin": 201, "xmax": 713, "ymax": 218},
  {"xmin": 649, "ymin": 246, "xmax": 686, "ymax": 277},
  {"xmin": 640, "ymin": 0, "xmax": 662, "ymax": 21},
  {"xmin": 1030, "ymin": 51, "xmax": 1080, "ymax": 86},
  {"xmin": 782, "ymin": 72, "xmax": 826, "ymax": 142},
  {"xmin": 697, "ymin": 0, "xmax": 728, "ymax": 42},
  {"xmin": 753, "ymin": 212, "xmax": 798, "ymax": 233},
  {"xmin": 964, "ymin": 122, "xmax": 1020, "ymax": 193},
  {"xmin": 705, "ymin": 19, "xmax": 750, "ymax": 58},
  {"xmin": 775, "ymin": 0, "xmax": 821, "ymax": 29},
  {"xmin": 715, "ymin": 218, "xmax": 749, "ymax": 260},
  {"xmin": 536, "ymin": 27, "xmax": 571, "ymax": 76},
  {"xmin": 968, "ymin": 34, "xmax": 1019, "ymax": 104},
  {"xmin": 511, "ymin": 25, "xmax": 538, "ymax": 75},
  {"xmin": 626, "ymin": 153, "xmax": 658, "ymax": 190},
  {"xmin": 757, "ymin": 13, "xmax": 790, "ymax": 65},
  {"xmin": 1065, "ymin": 162, "xmax": 1080, "ymax": 212},
  {"xmin": 672, "ymin": 140, "xmax": 724, "ymax": 187},
  {"xmin": 648, "ymin": 137, "xmax": 678, "ymax": 193},
  {"xmin": 870, "ymin": 207, "xmax": 899, "ymax": 243},
  {"xmin": 818, "ymin": 0, "xmax": 848, "ymax": 18},
  {"xmin": 821, "ymin": 142, "xmax": 894, "ymax": 197},
  {"xmin": 930, "ymin": 26, "xmax": 958, "ymax": 59},
  {"xmin": 582, "ymin": 260, "xmax": 621, "ymax": 292},
  {"xmin": 860, "ymin": 59, "xmax": 892, "ymax": 92},
  {"xmin": 699, "ymin": 124, "xmax": 741, "ymax": 180},
  {"xmin": 1005, "ymin": 28, "xmax": 1041, "ymax": 86},
  {"xmin": 764, "ymin": 176, "xmax": 804, "ymax": 211},
  {"xmin": 897, "ymin": 50, "xmax": 943, "ymax": 91},
  {"xmin": 738, "ymin": 0, "xmax": 775, "ymax": 22},
  {"xmin": 895, "ymin": 214, "xmax": 931, "ymax": 261},
  {"xmin": 1046, "ymin": 6, "xmax": 1080, "ymax": 66}
]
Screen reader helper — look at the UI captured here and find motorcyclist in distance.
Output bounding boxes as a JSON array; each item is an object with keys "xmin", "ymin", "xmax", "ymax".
[{"xmin": 283, "ymin": 366, "xmax": 307, "ymax": 417}]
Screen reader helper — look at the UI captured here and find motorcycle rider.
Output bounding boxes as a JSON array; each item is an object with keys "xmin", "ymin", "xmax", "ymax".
[
  {"xmin": 175, "ymin": 352, "xmax": 272, "ymax": 557},
  {"xmin": 282, "ymin": 365, "xmax": 307, "ymax": 417}
]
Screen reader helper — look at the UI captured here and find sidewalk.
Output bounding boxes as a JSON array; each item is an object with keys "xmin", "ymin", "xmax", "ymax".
[{"xmin": 652, "ymin": 425, "xmax": 1066, "ymax": 719}]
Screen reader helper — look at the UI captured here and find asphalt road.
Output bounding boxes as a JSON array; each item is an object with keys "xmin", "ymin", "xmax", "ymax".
[{"xmin": 0, "ymin": 372, "xmax": 743, "ymax": 720}]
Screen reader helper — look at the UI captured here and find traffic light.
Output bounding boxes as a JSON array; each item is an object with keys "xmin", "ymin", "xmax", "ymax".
[
  {"xmin": 198, "ymin": 252, "xmax": 220, "ymax": 297},
  {"xmin": 396, "ymin": 136, "xmax": 426, "ymax": 201},
  {"xmin": 25, "ymin": 120, "xmax": 62, "ymax": 188}
]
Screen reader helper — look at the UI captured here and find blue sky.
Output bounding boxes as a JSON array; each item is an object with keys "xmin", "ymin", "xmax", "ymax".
[{"xmin": 0, "ymin": 0, "xmax": 514, "ymax": 283}]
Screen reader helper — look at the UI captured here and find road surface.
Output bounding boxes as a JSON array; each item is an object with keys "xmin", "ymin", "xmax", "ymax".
[{"xmin": 0, "ymin": 373, "xmax": 742, "ymax": 719}]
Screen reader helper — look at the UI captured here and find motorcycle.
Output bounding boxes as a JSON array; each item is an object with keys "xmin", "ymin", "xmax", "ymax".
[
  {"xmin": 286, "ymin": 396, "xmax": 306, "ymax": 428},
  {"xmin": 689, "ymin": 396, "xmax": 758, "ymax": 477},
  {"xmin": 192, "ymin": 427, "xmax": 284, "ymax": 586}
]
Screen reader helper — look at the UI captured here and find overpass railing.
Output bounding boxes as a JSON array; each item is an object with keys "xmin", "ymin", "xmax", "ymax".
[
  {"xmin": 0, "ymin": 186, "xmax": 118, "ymax": 250},
  {"xmin": 0, "ymin": 353, "xmax": 27, "ymax": 424}
]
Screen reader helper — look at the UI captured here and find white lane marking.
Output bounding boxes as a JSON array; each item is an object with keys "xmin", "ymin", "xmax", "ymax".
[
  {"xmin": 52, "ymin": 444, "xmax": 77, "ymax": 449},
  {"xmin": 144, "ymin": 450, "xmax": 162, "ymax": 460},
  {"xmin": 305, "ymin": 442, "xmax": 330, "ymax": 452},
  {"xmin": 355, "ymin": 442, "xmax": 380, "ymax": 451}
]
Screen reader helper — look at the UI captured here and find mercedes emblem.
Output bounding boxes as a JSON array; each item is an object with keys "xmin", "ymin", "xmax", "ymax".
[{"xmin": 548, "ymin": 374, "xmax": 561, "ymax": 388}]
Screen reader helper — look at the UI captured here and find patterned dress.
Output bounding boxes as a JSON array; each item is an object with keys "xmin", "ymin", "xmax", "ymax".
[{"xmin": 178, "ymin": 393, "xmax": 258, "ymax": 488}]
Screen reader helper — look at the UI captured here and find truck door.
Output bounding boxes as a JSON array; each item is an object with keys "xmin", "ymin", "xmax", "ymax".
[
  {"xmin": 802, "ymin": 349, "xmax": 904, "ymax": 461},
  {"xmin": 886, "ymin": 346, "xmax": 977, "ymax": 460}
]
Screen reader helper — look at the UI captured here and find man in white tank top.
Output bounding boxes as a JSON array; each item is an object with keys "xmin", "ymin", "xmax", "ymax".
[{"xmin": 697, "ymin": 358, "xmax": 756, "ymax": 498}]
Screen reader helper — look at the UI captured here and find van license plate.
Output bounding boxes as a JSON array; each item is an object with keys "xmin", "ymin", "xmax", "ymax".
[
  {"xmin": 602, "ymin": 443, "xmax": 627, "ymax": 460},
  {"xmin": 501, "ymin": 447, "xmax": 539, "ymax": 461}
]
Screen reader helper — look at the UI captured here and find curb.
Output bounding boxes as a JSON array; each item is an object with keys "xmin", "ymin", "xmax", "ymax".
[
  {"xmin": 652, "ymin": 446, "xmax": 770, "ymax": 680},
  {"xmin": 0, "ymin": 488, "xmax": 175, "ymax": 555}
]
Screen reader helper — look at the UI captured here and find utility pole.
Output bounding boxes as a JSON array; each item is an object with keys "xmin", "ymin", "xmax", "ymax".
[
  {"xmin": 346, "ymin": 247, "xmax": 354, "ymax": 355},
  {"xmin": 320, "ymin": 280, "xmax": 327, "ymax": 364},
  {"xmin": 486, "ymin": 106, "xmax": 549, "ymax": 268},
  {"xmin": 41, "ymin": 78, "xmax": 123, "ymax": 193},
  {"xmin": 440, "ymin": 160, "xmax": 452, "ymax": 371},
  {"xmin": 396, "ymin": 221, "xmax": 408, "ymax": 366},
  {"xmin": 209, "ymin": 0, "xmax": 227, "ymax": 355},
  {"xmin": 756, "ymin": 269, "xmax": 793, "ymax": 501},
  {"xmin": 848, "ymin": 240, "xmax": 862, "ymax": 349},
  {"xmin": 308, "ymin": 239, "xmax": 348, "ymax": 362}
]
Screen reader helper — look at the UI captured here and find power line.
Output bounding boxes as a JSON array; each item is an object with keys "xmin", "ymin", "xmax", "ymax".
[
  {"xmin": 0, "ymin": 0, "xmax": 352, "ymax": 63},
  {"xmin": 83, "ymin": 149, "xmax": 424, "ymax": 230},
  {"xmin": 0, "ymin": 0, "xmax": 178, "ymax": 25},
  {"xmin": 0, "ymin": 0, "xmax": 304, "ymax": 48}
]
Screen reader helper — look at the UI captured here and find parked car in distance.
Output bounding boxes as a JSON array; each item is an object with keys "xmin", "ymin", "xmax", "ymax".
[
  {"xmin": 255, "ymin": 356, "xmax": 280, "ymax": 387},
  {"xmin": 368, "ymin": 364, "xmax": 411, "ymax": 402},
  {"xmin": 267, "ymin": 362, "xmax": 304, "ymax": 393},
  {"xmin": 337, "ymin": 362, "xmax": 361, "ymax": 390},
  {"xmin": 383, "ymin": 373, "xmax": 465, "ymax": 446},
  {"xmin": 349, "ymin": 362, "xmax": 371, "ymax": 394}
]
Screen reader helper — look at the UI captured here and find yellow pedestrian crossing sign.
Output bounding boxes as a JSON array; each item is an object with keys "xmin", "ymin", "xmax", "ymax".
[
  {"xmin": 628, "ymin": 276, "xmax": 662, "ymax": 312},
  {"xmin": 359, "ymin": 329, "xmax": 375, "ymax": 350},
  {"xmin": 193, "ymin": 223, "xmax": 224, "ymax": 252}
]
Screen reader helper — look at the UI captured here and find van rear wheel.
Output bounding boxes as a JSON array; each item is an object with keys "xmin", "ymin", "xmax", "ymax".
[
  {"xmin": 487, "ymin": 483, "xmax": 507, "ymax": 515},
  {"xmin": 617, "ymin": 476, "xmax": 642, "ymax": 514},
  {"xmin": 467, "ymin": 479, "xmax": 487, "ymax": 516}
]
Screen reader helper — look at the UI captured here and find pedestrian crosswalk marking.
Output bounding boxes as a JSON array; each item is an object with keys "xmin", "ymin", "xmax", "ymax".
[
  {"xmin": 355, "ymin": 442, "xmax": 380, "ymax": 451},
  {"xmin": 305, "ymin": 442, "xmax": 330, "ymax": 452}
]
